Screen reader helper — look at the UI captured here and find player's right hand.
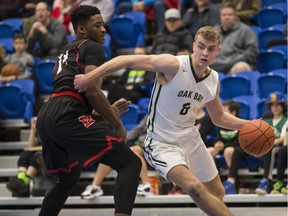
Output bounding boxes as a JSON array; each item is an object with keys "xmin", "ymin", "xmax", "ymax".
[{"xmin": 74, "ymin": 74, "xmax": 90, "ymax": 92}]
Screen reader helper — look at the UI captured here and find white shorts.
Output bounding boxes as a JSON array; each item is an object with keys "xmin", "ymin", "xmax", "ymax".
[{"xmin": 143, "ymin": 135, "xmax": 218, "ymax": 183}]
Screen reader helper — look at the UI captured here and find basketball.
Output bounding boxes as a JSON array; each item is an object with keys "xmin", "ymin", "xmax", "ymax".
[{"xmin": 238, "ymin": 119, "xmax": 275, "ymax": 157}]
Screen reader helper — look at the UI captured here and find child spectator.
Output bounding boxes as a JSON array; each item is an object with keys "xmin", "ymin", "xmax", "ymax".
[
  {"xmin": 255, "ymin": 92, "xmax": 287, "ymax": 195},
  {"xmin": 208, "ymin": 99, "xmax": 240, "ymax": 168},
  {"xmin": 6, "ymin": 117, "xmax": 45, "ymax": 197},
  {"xmin": 1, "ymin": 34, "xmax": 34, "ymax": 83}
]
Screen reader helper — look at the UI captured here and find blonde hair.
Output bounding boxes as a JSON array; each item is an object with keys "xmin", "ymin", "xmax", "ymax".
[{"xmin": 194, "ymin": 26, "xmax": 221, "ymax": 45}]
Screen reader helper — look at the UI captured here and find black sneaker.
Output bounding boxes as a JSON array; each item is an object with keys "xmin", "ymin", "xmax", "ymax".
[{"xmin": 6, "ymin": 177, "xmax": 30, "ymax": 197}]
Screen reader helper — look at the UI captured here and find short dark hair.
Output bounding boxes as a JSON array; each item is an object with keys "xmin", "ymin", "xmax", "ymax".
[
  {"xmin": 223, "ymin": 99, "xmax": 240, "ymax": 116},
  {"xmin": 70, "ymin": 5, "xmax": 101, "ymax": 33},
  {"xmin": 221, "ymin": 2, "xmax": 237, "ymax": 12},
  {"xmin": 13, "ymin": 33, "xmax": 26, "ymax": 43}
]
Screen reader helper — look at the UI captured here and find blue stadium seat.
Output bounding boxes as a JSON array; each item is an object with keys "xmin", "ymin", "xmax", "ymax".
[
  {"xmin": 109, "ymin": 17, "xmax": 140, "ymax": 49},
  {"xmin": 220, "ymin": 75, "xmax": 251, "ymax": 100},
  {"xmin": 66, "ymin": 34, "xmax": 76, "ymax": 43},
  {"xmin": 137, "ymin": 97, "xmax": 150, "ymax": 120},
  {"xmin": 268, "ymin": 68, "xmax": 287, "ymax": 78},
  {"xmin": 0, "ymin": 24, "xmax": 14, "ymax": 39},
  {"xmin": 257, "ymin": 98, "xmax": 269, "ymax": 118},
  {"xmin": 35, "ymin": 59, "xmax": 56, "ymax": 95},
  {"xmin": 10, "ymin": 79, "xmax": 36, "ymax": 105},
  {"xmin": 257, "ymin": 73, "xmax": 286, "ymax": 98},
  {"xmin": 233, "ymin": 95, "xmax": 260, "ymax": 120},
  {"xmin": 234, "ymin": 71, "xmax": 260, "ymax": 96},
  {"xmin": 268, "ymin": 44, "xmax": 287, "ymax": 56},
  {"xmin": 0, "ymin": 38, "xmax": 14, "ymax": 54},
  {"xmin": 257, "ymin": 7, "xmax": 285, "ymax": 29},
  {"xmin": 0, "ymin": 84, "xmax": 33, "ymax": 123},
  {"xmin": 2, "ymin": 18, "xmax": 23, "ymax": 33},
  {"xmin": 257, "ymin": 50, "xmax": 286, "ymax": 73},
  {"xmin": 261, "ymin": 0, "xmax": 284, "ymax": 8},
  {"xmin": 103, "ymin": 33, "xmax": 112, "ymax": 59},
  {"xmin": 120, "ymin": 104, "xmax": 139, "ymax": 131},
  {"xmin": 258, "ymin": 28, "xmax": 284, "ymax": 51},
  {"xmin": 121, "ymin": 11, "xmax": 146, "ymax": 46}
]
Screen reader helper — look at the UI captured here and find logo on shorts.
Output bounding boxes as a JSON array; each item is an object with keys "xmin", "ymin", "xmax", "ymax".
[{"xmin": 78, "ymin": 115, "xmax": 95, "ymax": 128}]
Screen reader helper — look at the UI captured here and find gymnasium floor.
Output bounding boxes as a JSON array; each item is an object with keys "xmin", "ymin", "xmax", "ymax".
[{"xmin": 0, "ymin": 207, "xmax": 287, "ymax": 216}]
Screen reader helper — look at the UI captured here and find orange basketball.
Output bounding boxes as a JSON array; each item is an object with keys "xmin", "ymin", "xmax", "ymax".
[{"xmin": 238, "ymin": 119, "xmax": 275, "ymax": 157}]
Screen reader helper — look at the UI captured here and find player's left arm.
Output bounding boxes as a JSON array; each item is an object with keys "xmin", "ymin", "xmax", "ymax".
[
  {"xmin": 84, "ymin": 65, "xmax": 127, "ymax": 142},
  {"xmin": 74, "ymin": 54, "xmax": 179, "ymax": 92},
  {"xmin": 205, "ymin": 83, "xmax": 249, "ymax": 130}
]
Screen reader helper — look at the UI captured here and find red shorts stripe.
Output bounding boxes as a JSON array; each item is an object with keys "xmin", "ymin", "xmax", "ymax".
[
  {"xmin": 82, "ymin": 136, "xmax": 122, "ymax": 168},
  {"xmin": 51, "ymin": 91, "xmax": 85, "ymax": 105},
  {"xmin": 48, "ymin": 161, "xmax": 79, "ymax": 174}
]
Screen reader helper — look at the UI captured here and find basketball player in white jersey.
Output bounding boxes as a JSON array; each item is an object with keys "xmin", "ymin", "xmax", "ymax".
[{"xmin": 74, "ymin": 26, "xmax": 249, "ymax": 216}]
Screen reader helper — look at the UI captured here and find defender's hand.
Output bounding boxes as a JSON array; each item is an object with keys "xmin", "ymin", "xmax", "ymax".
[
  {"xmin": 74, "ymin": 74, "xmax": 90, "ymax": 92},
  {"xmin": 111, "ymin": 98, "xmax": 132, "ymax": 116}
]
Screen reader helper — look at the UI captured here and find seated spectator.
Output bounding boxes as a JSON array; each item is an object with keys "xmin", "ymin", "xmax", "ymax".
[
  {"xmin": 255, "ymin": 92, "xmax": 287, "ymax": 195},
  {"xmin": 27, "ymin": 2, "xmax": 67, "ymax": 59},
  {"xmin": 52, "ymin": 0, "xmax": 78, "ymax": 35},
  {"xmin": 270, "ymin": 125, "xmax": 288, "ymax": 194},
  {"xmin": 81, "ymin": 114, "xmax": 154, "ymax": 199},
  {"xmin": 182, "ymin": 0, "xmax": 220, "ymax": 38},
  {"xmin": 6, "ymin": 117, "xmax": 44, "ymax": 197},
  {"xmin": 211, "ymin": 2, "xmax": 258, "ymax": 74},
  {"xmin": 150, "ymin": 8, "xmax": 193, "ymax": 55},
  {"xmin": 0, "ymin": 34, "xmax": 34, "ymax": 83},
  {"xmin": 222, "ymin": 0, "xmax": 261, "ymax": 25},
  {"xmin": 208, "ymin": 99, "xmax": 240, "ymax": 167}
]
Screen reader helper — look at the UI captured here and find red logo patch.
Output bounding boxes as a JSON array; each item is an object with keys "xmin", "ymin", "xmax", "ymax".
[{"xmin": 78, "ymin": 115, "xmax": 95, "ymax": 128}]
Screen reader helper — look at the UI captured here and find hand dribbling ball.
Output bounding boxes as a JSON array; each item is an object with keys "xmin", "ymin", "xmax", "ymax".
[{"xmin": 238, "ymin": 119, "xmax": 275, "ymax": 157}]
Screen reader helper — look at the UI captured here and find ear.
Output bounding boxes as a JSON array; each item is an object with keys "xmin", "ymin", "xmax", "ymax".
[{"xmin": 77, "ymin": 25, "xmax": 86, "ymax": 35}]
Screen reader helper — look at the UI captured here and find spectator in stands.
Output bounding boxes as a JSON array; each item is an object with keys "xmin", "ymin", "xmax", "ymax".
[
  {"xmin": 0, "ymin": 34, "xmax": 34, "ymax": 83},
  {"xmin": 51, "ymin": 0, "xmax": 78, "ymax": 35},
  {"xmin": 81, "ymin": 115, "xmax": 154, "ymax": 199},
  {"xmin": 270, "ymin": 123, "xmax": 288, "ymax": 194},
  {"xmin": 21, "ymin": 0, "xmax": 54, "ymax": 18},
  {"xmin": 78, "ymin": 0, "xmax": 115, "ymax": 25},
  {"xmin": 150, "ymin": 8, "xmax": 193, "ymax": 55},
  {"xmin": 182, "ymin": 0, "xmax": 220, "ymax": 38},
  {"xmin": 255, "ymin": 92, "xmax": 287, "ymax": 195},
  {"xmin": 26, "ymin": 2, "xmax": 67, "ymax": 59},
  {"xmin": 210, "ymin": 2, "xmax": 258, "ymax": 74},
  {"xmin": 222, "ymin": 0, "xmax": 261, "ymax": 25},
  {"xmin": 208, "ymin": 100, "xmax": 240, "ymax": 167},
  {"xmin": 6, "ymin": 117, "xmax": 44, "ymax": 197},
  {"xmin": 0, "ymin": 0, "xmax": 24, "ymax": 21}
]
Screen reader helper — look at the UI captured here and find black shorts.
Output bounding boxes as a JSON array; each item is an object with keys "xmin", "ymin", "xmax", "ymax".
[{"xmin": 36, "ymin": 94, "xmax": 124, "ymax": 175}]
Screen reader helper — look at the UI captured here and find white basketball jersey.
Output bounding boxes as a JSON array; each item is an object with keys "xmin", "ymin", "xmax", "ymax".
[{"xmin": 147, "ymin": 55, "xmax": 219, "ymax": 145}]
